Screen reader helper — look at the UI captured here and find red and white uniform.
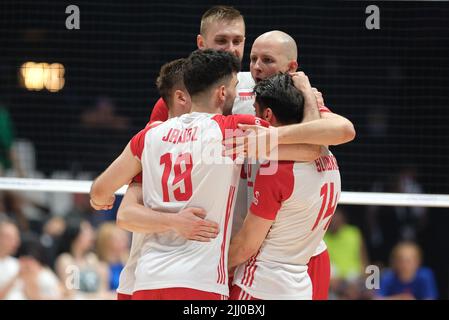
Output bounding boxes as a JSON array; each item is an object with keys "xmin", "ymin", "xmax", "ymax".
[
  {"xmin": 149, "ymin": 72, "xmax": 255, "ymax": 122},
  {"xmin": 116, "ymin": 122, "xmax": 162, "ymax": 299},
  {"xmin": 116, "ymin": 232, "xmax": 145, "ymax": 298},
  {"xmin": 233, "ymin": 148, "xmax": 341, "ymax": 299},
  {"xmin": 129, "ymin": 112, "xmax": 269, "ymax": 297},
  {"xmin": 232, "ymin": 105, "xmax": 333, "ymax": 248},
  {"xmin": 232, "ymin": 72, "xmax": 256, "ymax": 115}
]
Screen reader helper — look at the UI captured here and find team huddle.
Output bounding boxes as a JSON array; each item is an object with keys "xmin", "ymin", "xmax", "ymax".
[{"xmin": 90, "ymin": 6, "xmax": 355, "ymax": 300}]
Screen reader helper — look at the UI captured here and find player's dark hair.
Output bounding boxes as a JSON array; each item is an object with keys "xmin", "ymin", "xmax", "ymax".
[
  {"xmin": 183, "ymin": 49, "xmax": 240, "ymax": 97},
  {"xmin": 200, "ymin": 6, "xmax": 244, "ymax": 36},
  {"xmin": 254, "ymin": 73, "xmax": 304, "ymax": 125},
  {"xmin": 156, "ymin": 58, "xmax": 187, "ymax": 108}
]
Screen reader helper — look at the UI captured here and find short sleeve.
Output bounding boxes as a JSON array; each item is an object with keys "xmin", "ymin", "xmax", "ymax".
[
  {"xmin": 250, "ymin": 161, "xmax": 295, "ymax": 220},
  {"xmin": 149, "ymin": 97, "xmax": 169, "ymax": 122},
  {"xmin": 211, "ymin": 114, "xmax": 270, "ymax": 138},
  {"xmin": 132, "ymin": 173, "xmax": 142, "ymax": 184},
  {"xmin": 129, "ymin": 121, "xmax": 162, "ymax": 160},
  {"xmin": 129, "ymin": 128, "xmax": 149, "ymax": 160}
]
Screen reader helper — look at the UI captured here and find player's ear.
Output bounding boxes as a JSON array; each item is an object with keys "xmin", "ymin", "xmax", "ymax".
[
  {"xmin": 175, "ymin": 89, "xmax": 185, "ymax": 103},
  {"xmin": 177, "ymin": 90, "xmax": 192, "ymax": 112},
  {"xmin": 197, "ymin": 34, "xmax": 206, "ymax": 50},
  {"xmin": 288, "ymin": 60, "xmax": 298, "ymax": 73},
  {"xmin": 264, "ymin": 108, "xmax": 274, "ymax": 123},
  {"xmin": 218, "ymin": 85, "xmax": 226, "ymax": 102}
]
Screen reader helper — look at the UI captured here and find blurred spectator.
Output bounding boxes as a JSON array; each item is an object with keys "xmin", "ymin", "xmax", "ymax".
[
  {"xmin": 40, "ymin": 216, "xmax": 66, "ymax": 268},
  {"xmin": 0, "ymin": 104, "xmax": 24, "ymax": 177},
  {"xmin": 80, "ymin": 96, "xmax": 129, "ymax": 130},
  {"xmin": 68, "ymin": 193, "xmax": 115, "ymax": 228},
  {"xmin": 377, "ymin": 241, "xmax": 438, "ymax": 300},
  {"xmin": 392, "ymin": 166, "xmax": 429, "ymax": 241},
  {"xmin": 364, "ymin": 165, "xmax": 429, "ymax": 265},
  {"xmin": 2, "ymin": 191, "xmax": 51, "ymax": 233},
  {"xmin": 0, "ymin": 193, "xmax": 7, "ymax": 221},
  {"xmin": 324, "ymin": 208, "xmax": 370, "ymax": 299},
  {"xmin": 55, "ymin": 219, "xmax": 111, "ymax": 299},
  {"xmin": 78, "ymin": 96, "xmax": 130, "ymax": 174},
  {"xmin": 96, "ymin": 222, "xmax": 129, "ymax": 291},
  {"xmin": 8, "ymin": 235, "xmax": 64, "ymax": 300},
  {"xmin": 0, "ymin": 219, "xmax": 21, "ymax": 299}
]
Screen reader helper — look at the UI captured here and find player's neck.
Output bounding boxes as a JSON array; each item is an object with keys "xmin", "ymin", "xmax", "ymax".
[{"xmin": 190, "ymin": 102, "xmax": 222, "ymax": 115}]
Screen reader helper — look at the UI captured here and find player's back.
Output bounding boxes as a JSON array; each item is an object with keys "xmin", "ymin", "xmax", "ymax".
[
  {"xmin": 131, "ymin": 112, "xmax": 265, "ymax": 296},
  {"xmin": 234, "ymin": 148, "xmax": 341, "ymax": 299}
]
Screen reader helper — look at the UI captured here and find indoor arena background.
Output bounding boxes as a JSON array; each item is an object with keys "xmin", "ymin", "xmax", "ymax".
[{"xmin": 0, "ymin": 0, "xmax": 448, "ymax": 300}]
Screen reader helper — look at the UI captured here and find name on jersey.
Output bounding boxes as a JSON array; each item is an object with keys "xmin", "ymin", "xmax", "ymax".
[
  {"xmin": 315, "ymin": 155, "xmax": 339, "ymax": 172},
  {"xmin": 162, "ymin": 127, "xmax": 198, "ymax": 144}
]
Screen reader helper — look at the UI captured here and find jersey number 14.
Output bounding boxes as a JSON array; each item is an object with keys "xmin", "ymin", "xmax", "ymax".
[{"xmin": 311, "ymin": 182, "xmax": 339, "ymax": 231}]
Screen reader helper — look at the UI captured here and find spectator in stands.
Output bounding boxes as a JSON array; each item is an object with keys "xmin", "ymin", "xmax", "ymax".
[
  {"xmin": 0, "ymin": 193, "xmax": 7, "ymax": 221},
  {"xmin": 79, "ymin": 96, "xmax": 130, "ymax": 174},
  {"xmin": 393, "ymin": 166, "xmax": 429, "ymax": 241},
  {"xmin": 55, "ymin": 219, "xmax": 111, "ymax": 299},
  {"xmin": 1, "ymin": 191, "xmax": 30, "ymax": 232},
  {"xmin": 40, "ymin": 216, "xmax": 66, "ymax": 269},
  {"xmin": 11, "ymin": 235, "xmax": 64, "ymax": 299},
  {"xmin": 95, "ymin": 222, "xmax": 129, "ymax": 291},
  {"xmin": 324, "ymin": 208, "xmax": 370, "ymax": 299},
  {"xmin": 0, "ymin": 219, "xmax": 21, "ymax": 299},
  {"xmin": 0, "ymin": 104, "xmax": 23, "ymax": 177},
  {"xmin": 68, "ymin": 193, "xmax": 115, "ymax": 228},
  {"xmin": 377, "ymin": 241, "xmax": 438, "ymax": 300}
]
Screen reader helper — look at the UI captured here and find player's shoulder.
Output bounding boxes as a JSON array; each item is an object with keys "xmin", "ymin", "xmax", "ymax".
[
  {"xmin": 145, "ymin": 120, "xmax": 164, "ymax": 129},
  {"xmin": 254, "ymin": 162, "xmax": 295, "ymax": 191},
  {"xmin": 137, "ymin": 120, "xmax": 164, "ymax": 137},
  {"xmin": 211, "ymin": 114, "xmax": 268, "ymax": 133}
]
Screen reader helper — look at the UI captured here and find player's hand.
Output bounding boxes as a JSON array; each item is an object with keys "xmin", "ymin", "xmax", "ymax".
[
  {"xmin": 222, "ymin": 124, "xmax": 279, "ymax": 160},
  {"xmin": 90, "ymin": 195, "xmax": 115, "ymax": 211},
  {"xmin": 312, "ymin": 87, "xmax": 325, "ymax": 108},
  {"xmin": 289, "ymin": 71, "xmax": 312, "ymax": 92},
  {"xmin": 172, "ymin": 207, "xmax": 220, "ymax": 242}
]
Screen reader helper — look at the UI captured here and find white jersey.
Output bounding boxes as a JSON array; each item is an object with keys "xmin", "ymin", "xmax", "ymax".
[
  {"xmin": 233, "ymin": 149, "xmax": 341, "ymax": 299},
  {"xmin": 0, "ymin": 256, "xmax": 20, "ymax": 300},
  {"xmin": 232, "ymin": 72, "xmax": 256, "ymax": 115},
  {"xmin": 231, "ymin": 102, "xmax": 334, "ymax": 255},
  {"xmin": 118, "ymin": 70, "xmax": 256, "ymax": 295},
  {"xmin": 233, "ymin": 163, "xmax": 328, "ymax": 256},
  {"xmin": 116, "ymin": 232, "xmax": 145, "ymax": 295},
  {"xmin": 129, "ymin": 112, "xmax": 269, "ymax": 296}
]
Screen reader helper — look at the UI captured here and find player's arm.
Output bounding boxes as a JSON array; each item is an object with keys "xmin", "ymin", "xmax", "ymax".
[
  {"xmin": 228, "ymin": 162, "xmax": 291, "ymax": 270},
  {"xmin": 278, "ymin": 72, "xmax": 355, "ymax": 146},
  {"xmin": 235, "ymin": 115, "xmax": 355, "ymax": 153},
  {"xmin": 272, "ymin": 144, "xmax": 321, "ymax": 162},
  {"xmin": 227, "ymin": 78, "xmax": 355, "ymax": 160},
  {"xmin": 291, "ymin": 72, "xmax": 321, "ymax": 123},
  {"xmin": 117, "ymin": 182, "xmax": 219, "ymax": 241},
  {"xmin": 90, "ymin": 142, "xmax": 142, "ymax": 209},
  {"xmin": 274, "ymin": 73, "xmax": 322, "ymax": 161},
  {"xmin": 228, "ymin": 211, "xmax": 273, "ymax": 269}
]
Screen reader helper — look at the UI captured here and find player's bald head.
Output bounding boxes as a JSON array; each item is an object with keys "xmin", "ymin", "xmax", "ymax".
[
  {"xmin": 250, "ymin": 30, "xmax": 299, "ymax": 83},
  {"xmin": 254, "ymin": 30, "xmax": 297, "ymax": 61}
]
